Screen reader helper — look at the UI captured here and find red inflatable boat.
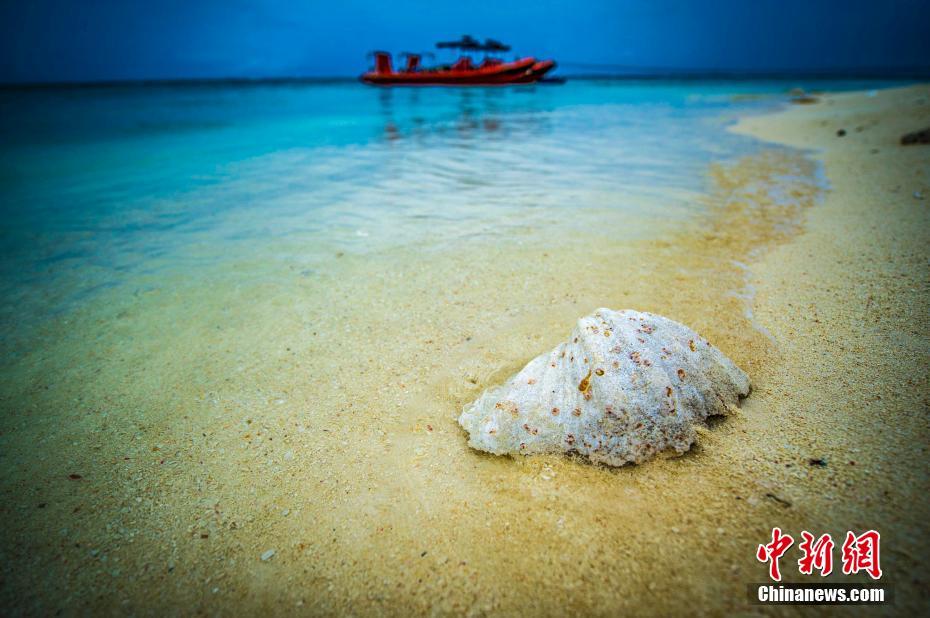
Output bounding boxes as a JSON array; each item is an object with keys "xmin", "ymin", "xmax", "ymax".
[{"xmin": 360, "ymin": 36, "xmax": 558, "ymax": 86}]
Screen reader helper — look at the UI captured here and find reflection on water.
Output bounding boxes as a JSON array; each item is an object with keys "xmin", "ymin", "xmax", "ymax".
[{"xmin": 376, "ymin": 87, "xmax": 548, "ymax": 143}]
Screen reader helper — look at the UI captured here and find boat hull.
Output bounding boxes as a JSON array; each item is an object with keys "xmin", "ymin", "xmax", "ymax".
[
  {"xmin": 510, "ymin": 60, "xmax": 557, "ymax": 84},
  {"xmin": 361, "ymin": 57, "xmax": 542, "ymax": 86}
]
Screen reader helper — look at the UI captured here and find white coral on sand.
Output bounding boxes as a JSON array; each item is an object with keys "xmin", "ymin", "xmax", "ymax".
[{"xmin": 458, "ymin": 309, "xmax": 750, "ymax": 466}]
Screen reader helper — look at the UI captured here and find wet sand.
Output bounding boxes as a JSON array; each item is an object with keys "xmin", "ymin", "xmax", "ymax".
[{"xmin": 1, "ymin": 85, "xmax": 928, "ymax": 615}]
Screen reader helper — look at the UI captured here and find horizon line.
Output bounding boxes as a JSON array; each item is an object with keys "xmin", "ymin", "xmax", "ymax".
[{"xmin": 2, "ymin": 67, "xmax": 929, "ymax": 90}]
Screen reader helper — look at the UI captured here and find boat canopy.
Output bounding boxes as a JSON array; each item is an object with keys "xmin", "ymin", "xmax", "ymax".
[{"xmin": 435, "ymin": 35, "xmax": 511, "ymax": 52}]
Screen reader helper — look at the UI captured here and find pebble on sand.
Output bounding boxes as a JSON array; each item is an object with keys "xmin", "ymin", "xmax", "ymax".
[
  {"xmin": 900, "ymin": 127, "xmax": 930, "ymax": 145},
  {"xmin": 261, "ymin": 549, "xmax": 276, "ymax": 561}
]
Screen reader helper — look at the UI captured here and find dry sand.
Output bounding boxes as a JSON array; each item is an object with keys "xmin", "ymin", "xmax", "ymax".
[{"xmin": 1, "ymin": 85, "xmax": 928, "ymax": 615}]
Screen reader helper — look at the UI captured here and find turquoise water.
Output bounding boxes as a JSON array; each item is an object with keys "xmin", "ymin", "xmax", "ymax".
[{"xmin": 0, "ymin": 79, "xmax": 901, "ymax": 344}]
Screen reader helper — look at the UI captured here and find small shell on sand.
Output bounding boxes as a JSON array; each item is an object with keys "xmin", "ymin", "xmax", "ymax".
[{"xmin": 458, "ymin": 309, "xmax": 750, "ymax": 466}]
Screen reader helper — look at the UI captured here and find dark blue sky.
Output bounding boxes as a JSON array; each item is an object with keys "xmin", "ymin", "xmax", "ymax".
[{"xmin": 1, "ymin": 0, "xmax": 928, "ymax": 83}]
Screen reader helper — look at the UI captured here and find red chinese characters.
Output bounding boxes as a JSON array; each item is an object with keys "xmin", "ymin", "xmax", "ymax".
[
  {"xmin": 841, "ymin": 530, "xmax": 882, "ymax": 580},
  {"xmin": 757, "ymin": 527, "xmax": 794, "ymax": 581},
  {"xmin": 758, "ymin": 528, "xmax": 882, "ymax": 581},
  {"xmin": 798, "ymin": 531, "xmax": 834, "ymax": 576}
]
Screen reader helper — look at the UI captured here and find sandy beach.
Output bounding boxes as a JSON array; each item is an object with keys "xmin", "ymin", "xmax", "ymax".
[
  {"xmin": 1, "ymin": 83, "xmax": 928, "ymax": 615},
  {"xmin": 730, "ymin": 84, "xmax": 930, "ymax": 611}
]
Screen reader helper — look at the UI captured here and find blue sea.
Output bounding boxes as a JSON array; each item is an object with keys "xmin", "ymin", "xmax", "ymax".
[{"xmin": 0, "ymin": 79, "xmax": 894, "ymax": 339}]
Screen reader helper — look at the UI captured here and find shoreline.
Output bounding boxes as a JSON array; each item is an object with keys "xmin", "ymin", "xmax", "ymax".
[
  {"xmin": 732, "ymin": 84, "xmax": 930, "ymax": 610},
  {"xmin": 1, "ymin": 84, "xmax": 927, "ymax": 614}
]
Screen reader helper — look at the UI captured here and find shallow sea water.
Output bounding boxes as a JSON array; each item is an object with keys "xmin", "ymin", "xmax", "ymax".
[
  {"xmin": 0, "ymin": 79, "xmax": 890, "ymax": 614},
  {"xmin": 0, "ymin": 80, "xmax": 815, "ymax": 335}
]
